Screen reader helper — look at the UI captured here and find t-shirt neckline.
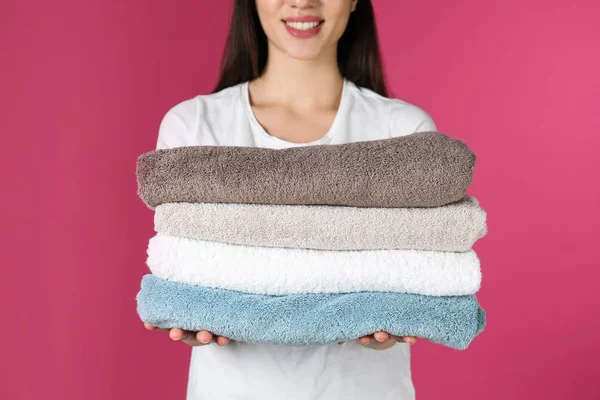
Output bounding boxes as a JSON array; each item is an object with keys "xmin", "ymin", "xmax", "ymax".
[{"xmin": 241, "ymin": 78, "xmax": 349, "ymax": 146}]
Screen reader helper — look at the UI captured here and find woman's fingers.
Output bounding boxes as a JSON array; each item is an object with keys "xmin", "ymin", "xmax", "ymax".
[
  {"xmin": 144, "ymin": 323, "xmax": 156, "ymax": 331},
  {"xmin": 196, "ymin": 330, "xmax": 214, "ymax": 344},
  {"xmin": 373, "ymin": 331, "xmax": 389, "ymax": 342},
  {"xmin": 215, "ymin": 336, "xmax": 231, "ymax": 346},
  {"xmin": 195, "ymin": 332, "xmax": 231, "ymax": 346},
  {"xmin": 170, "ymin": 328, "xmax": 191, "ymax": 341},
  {"xmin": 358, "ymin": 331, "xmax": 388, "ymax": 345},
  {"xmin": 148, "ymin": 323, "xmax": 413, "ymax": 347},
  {"xmin": 402, "ymin": 336, "xmax": 418, "ymax": 345},
  {"xmin": 356, "ymin": 332, "xmax": 418, "ymax": 346},
  {"xmin": 144, "ymin": 323, "xmax": 171, "ymax": 333},
  {"xmin": 143, "ymin": 323, "xmax": 232, "ymax": 346},
  {"xmin": 359, "ymin": 335, "xmax": 372, "ymax": 345},
  {"xmin": 144, "ymin": 322, "xmax": 412, "ymax": 347},
  {"xmin": 394, "ymin": 335, "xmax": 417, "ymax": 345}
]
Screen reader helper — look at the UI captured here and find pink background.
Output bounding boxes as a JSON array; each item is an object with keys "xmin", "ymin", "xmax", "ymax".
[{"xmin": 2, "ymin": 0, "xmax": 599, "ymax": 398}]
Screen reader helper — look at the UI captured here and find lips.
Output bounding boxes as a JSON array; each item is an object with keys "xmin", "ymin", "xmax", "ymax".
[
  {"xmin": 281, "ymin": 13, "xmax": 325, "ymax": 40},
  {"xmin": 282, "ymin": 15, "xmax": 324, "ymax": 23},
  {"xmin": 283, "ymin": 19, "xmax": 324, "ymax": 39}
]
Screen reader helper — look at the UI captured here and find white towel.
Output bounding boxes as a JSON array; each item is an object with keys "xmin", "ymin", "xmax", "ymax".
[{"xmin": 146, "ymin": 233, "xmax": 482, "ymax": 296}]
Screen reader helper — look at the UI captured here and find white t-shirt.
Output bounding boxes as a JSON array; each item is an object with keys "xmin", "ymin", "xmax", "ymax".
[{"xmin": 155, "ymin": 78, "xmax": 437, "ymax": 400}]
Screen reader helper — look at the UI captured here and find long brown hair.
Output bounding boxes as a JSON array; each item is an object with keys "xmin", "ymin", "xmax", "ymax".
[{"xmin": 212, "ymin": 0, "xmax": 389, "ymax": 97}]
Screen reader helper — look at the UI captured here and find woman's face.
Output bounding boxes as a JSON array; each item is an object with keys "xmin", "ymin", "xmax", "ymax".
[{"xmin": 256, "ymin": 0, "xmax": 358, "ymax": 60}]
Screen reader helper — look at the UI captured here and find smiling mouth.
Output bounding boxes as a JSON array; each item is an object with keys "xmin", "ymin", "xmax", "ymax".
[{"xmin": 282, "ymin": 20, "xmax": 324, "ymax": 31}]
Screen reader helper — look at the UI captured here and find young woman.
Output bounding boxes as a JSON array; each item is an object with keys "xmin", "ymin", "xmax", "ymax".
[{"xmin": 144, "ymin": 0, "xmax": 437, "ymax": 398}]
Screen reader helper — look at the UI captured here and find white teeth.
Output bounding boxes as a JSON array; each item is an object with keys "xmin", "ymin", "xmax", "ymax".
[{"xmin": 285, "ymin": 21, "xmax": 321, "ymax": 31}]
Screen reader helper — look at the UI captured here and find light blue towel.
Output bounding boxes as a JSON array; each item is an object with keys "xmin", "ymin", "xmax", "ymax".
[{"xmin": 136, "ymin": 274, "xmax": 486, "ymax": 350}]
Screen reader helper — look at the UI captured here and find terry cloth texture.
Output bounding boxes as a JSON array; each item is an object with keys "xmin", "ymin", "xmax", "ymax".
[
  {"xmin": 136, "ymin": 131, "xmax": 476, "ymax": 209},
  {"xmin": 136, "ymin": 274, "xmax": 486, "ymax": 350},
  {"xmin": 146, "ymin": 233, "xmax": 482, "ymax": 296},
  {"xmin": 154, "ymin": 196, "xmax": 487, "ymax": 252}
]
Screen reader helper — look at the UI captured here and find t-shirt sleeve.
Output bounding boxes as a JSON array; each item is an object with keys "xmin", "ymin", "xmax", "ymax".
[
  {"xmin": 155, "ymin": 99, "xmax": 198, "ymax": 150},
  {"xmin": 388, "ymin": 99, "xmax": 437, "ymax": 137}
]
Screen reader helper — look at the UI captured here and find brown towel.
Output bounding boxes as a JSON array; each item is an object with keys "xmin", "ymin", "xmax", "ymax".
[{"xmin": 136, "ymin": 131, "xmax": 476, "ymax": 208}]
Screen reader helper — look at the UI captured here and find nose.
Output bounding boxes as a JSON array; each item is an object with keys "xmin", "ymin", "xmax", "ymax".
[{"xmin": 286, "ymin": 0, "xmax": 315, "ymax": 9}]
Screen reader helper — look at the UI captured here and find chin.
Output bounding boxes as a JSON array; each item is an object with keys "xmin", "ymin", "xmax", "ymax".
[{"xmin": 285, "ymin": 46, "xmax": 323, "ymax": 61}]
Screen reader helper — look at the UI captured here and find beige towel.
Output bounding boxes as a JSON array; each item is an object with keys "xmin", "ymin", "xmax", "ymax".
[{"xmin": 154, "ymin": 196, "xmax": 487, "ymax": 251}]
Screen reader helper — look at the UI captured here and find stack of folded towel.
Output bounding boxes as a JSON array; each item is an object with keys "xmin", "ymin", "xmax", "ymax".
[{"xmin": 135, "ymin": 131, "xmax": 488, "ymax": 350}]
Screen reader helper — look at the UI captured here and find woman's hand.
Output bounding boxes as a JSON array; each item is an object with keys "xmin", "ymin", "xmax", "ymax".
[
  {"xmin": 144, "ymin": 324, "xmax": 414, "ymax": 349},
  {"xmin": 143, "ymin": 323, "xmax": 232, "ymax": 347},
  {"xmin": 338, "ymin": 332, "xmax": 418, "ymax": 350}
]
